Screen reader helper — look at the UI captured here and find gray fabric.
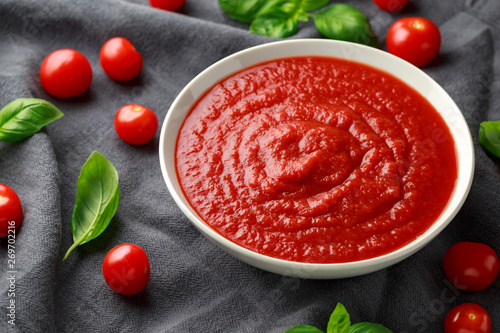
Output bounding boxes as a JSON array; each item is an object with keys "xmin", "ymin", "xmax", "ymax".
[{"xmin": 1, "ymin": 0, "xmax": 499, "ymax": 332}]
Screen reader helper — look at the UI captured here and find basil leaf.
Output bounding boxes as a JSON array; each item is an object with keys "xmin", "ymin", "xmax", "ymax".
[
  {"xmin": 285, "ymin": 325, "xmax": 325, "ymax": 333},
  {"xmin": 299, "ymin": 0, "xmax": 329, "ymax": 12},
  {"xmin": 280, "ymin": 1, "xmax": 307, "ymax": 20},
  {"xmin": 250, "ymin": 0, "xmax": 317, "ymax": 38},
  {"xmin": 63, "ymin": 151, "xmax": 120, "ymax": 260},
  {"xmin": 326, "ymin": 303, "xmax": 351, "ymax": 333},
  {"xmin": 0, "ymin": 98, "xmax": 64, "ymax": 142},
  {"xmin": 312, "ymin": 4, "xmax": 378, "ymax": 47},
  {"xmin": 219, "ymin": 0, "xmax": 282, "ymax": 23},
  {"xmin": 479, "ymin": 121, "xmax": 500, "ymax": 158},
  {"xmin": 250, "ymin": 6, "xmax": 299, "ymax": 38},
  {"xmin": 349, "ymin": 322, "xmax": 393, "ymax": 333}
]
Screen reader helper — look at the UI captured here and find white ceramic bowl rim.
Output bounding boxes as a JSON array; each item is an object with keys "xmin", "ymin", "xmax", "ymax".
[{"xmin": 159, "ymin": 39, "xmax": 475, "ymax": 279}]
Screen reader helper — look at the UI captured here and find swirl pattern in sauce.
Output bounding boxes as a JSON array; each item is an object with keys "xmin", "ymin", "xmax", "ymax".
[{"xmin": 176, "ymin": 56, "xmax": 457, "ymax": 263}]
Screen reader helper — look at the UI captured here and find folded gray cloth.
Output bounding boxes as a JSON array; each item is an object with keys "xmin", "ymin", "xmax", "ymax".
[{"xmin": 1, "ymin": 0, "xmax": 498, "ymax": 332}]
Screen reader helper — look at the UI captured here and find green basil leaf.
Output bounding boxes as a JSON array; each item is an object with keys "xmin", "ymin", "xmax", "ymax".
[
  {"xmin": 0, "ymin": 98, "xmax": 64, "ymax": 142},
  {"xmin": 271, "ymin": 1, "xmax": 311, "ymax": 22},
  {"xmin": 250, "ymin": 7, "xmax": 299, "ymax": 38},
  {"xmin": 312, "ymin": 4, "xmax": 378, "ymax": 47},
  {"xmin": 479, "ymin": 121, "xmax": 500, "ymax": 158},
  {"xmin": 63, "ymin": 151, "xmax": 120, "ymax": 260},
  {"xmin": 299, "ymin": 0, "xmax": 329, "ymax": 12},
  {"xmin": 349, "ymin": 322, "xmax": 393, "ymax": 333},
  {"xmin": 285, "ymin": 325, "xmax": 325, "ymax": 333},
  {"xmin": 219, "ymin": 0, "xmax": 282, "ymax": 23},
  {"xmin": 326, "ymin": 303, "xmax": 351, "ymax": 333}
]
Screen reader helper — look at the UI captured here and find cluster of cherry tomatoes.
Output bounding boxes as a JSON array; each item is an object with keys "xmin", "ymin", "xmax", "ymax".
[
  {"xmin": 2, "ymin": 0, "xmax": 186, "ymax": 298},
  {"xmin": 39, "ymin": 37, "xmax": 158, "ymax": 146},
  {"xmin": 38, "ymin": 0, "xmax": 186, "ymax": 147},
  {"xmin": 373, "ymin": 0, "xmax": 441, "ymax": 68},
  {"xmin": 442, "ymin": 242, "xmax": 498, "ymax": 333},
  {"xmin": 374, "ymin": 3, "xmax": 497, "ymax": 332}
]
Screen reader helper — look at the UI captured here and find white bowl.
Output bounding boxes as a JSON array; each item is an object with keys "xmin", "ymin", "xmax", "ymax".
[{"xmin": 159, "ymin": 39, "xmax": 474, "ymax": 279}]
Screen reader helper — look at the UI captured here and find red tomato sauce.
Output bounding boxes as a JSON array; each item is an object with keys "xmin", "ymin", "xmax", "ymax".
[{"xmin": 176, "ymin": 56, "xmax": 457, "ymax": 263}]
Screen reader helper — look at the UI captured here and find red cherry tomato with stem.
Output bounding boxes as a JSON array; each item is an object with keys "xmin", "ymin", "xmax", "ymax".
[
  {"xmin": 373, "ymin": 0, "xmax": 409, "ymax": 12},
  {"xmin": 114, "ymin": 104, "xmax": 158, "ymax": 145},
  {"xmin": 100, "ymin": 37, "xmax": 143, "ymax": 81},
  {"xmin": 39, "ymin": 49, "xmax": 92, "ymax": 98},
  {"xmin": 443, "ymin": 241, "xmax": 499, "ymax": 291},
  {"xmin": 386, "ymin": 17, "xmax": 441, "ymax": 68},
  {"xmin": 149, "ymin": 0, "xmax": 185, "ymax": 12},
  {"xmin": 444, "ymin": 303, "xmax": 491, "ymax": 333},
  {"xmin": 0, "ymin": 184, "xmax": 23, "ymax": 238},
  {"xmin": 102, "ymin": 243, "xmax": 150, "ymax": 295}
]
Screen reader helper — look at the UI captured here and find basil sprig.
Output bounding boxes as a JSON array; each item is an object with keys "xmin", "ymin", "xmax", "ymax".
[
  {"xmin": 63, "ymin": 151, "xmax": 120, "ymax": 260},
  {"xmin": 285, "ymin": 303, "xmax": 393, "ymax": 333},
  {"xmin": 219, "ymin": 0, "xmax": 378, "ymax": 46},
  {"xmin": 0, "ymin": 98, "xmax": 64, "ymax": 141},
  {"xmin": 479, "ymin": 121, "xmax": 500, "ymax": 158}
]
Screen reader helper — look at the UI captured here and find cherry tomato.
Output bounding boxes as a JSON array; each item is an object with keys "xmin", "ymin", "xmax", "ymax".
[
  {"xmin": 102, "ymin": 243, "xmax": 150, "ymax": 295},
  {"xmin": 373, "ymin": 0, "xmax": 409, "ymax": 12},
  {"xmin": 100, "ymin": 37, "xmax": 143, "ymax": 82},
  {"xmin": 39, "ymin": 49, "xmax": 93, "ymax": 98},
  {"xmin": 149, "ymin": 0, "xmax": 185, "ymax": 12},
  {"xmin": 386, "ymin": 17, "xmax": 441, "ymax": 68},
  {"xmin": 0, "ymin": 184, "xmax": 23, "ymax": 238},
  {"xmin": 444, "ymin": 303, "xmax": 491, "ymax": 333},
  {"xmin": 114, "ymin": 104, "xmax": 158, "ymax": 145},
  {"xmin": 443, "ymin": 242, "xmax": 499, "ymax": 291}
]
